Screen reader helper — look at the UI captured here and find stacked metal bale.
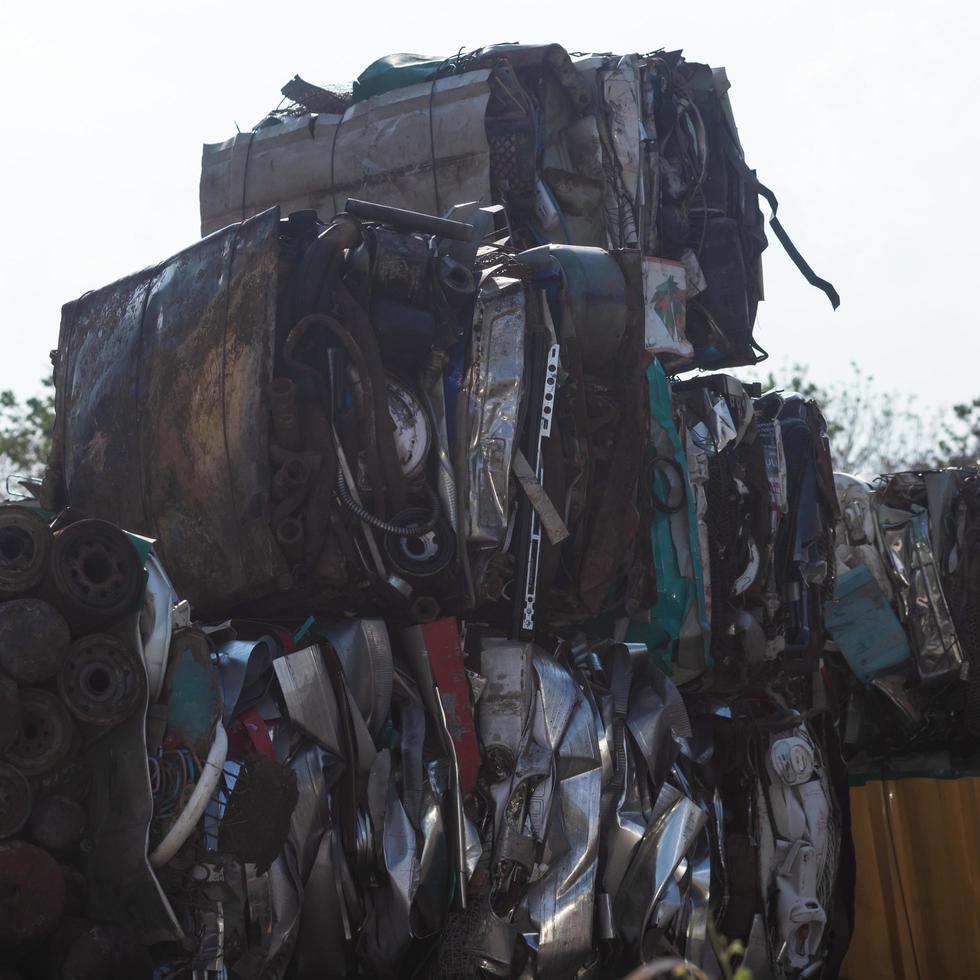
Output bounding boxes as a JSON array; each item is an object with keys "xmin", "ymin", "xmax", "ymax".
[
  {"xmin": 829, "ymin": 467, "xmax": 980, "ymax": 772},
  {"xmin": 18, "ymin": 41, "xmax": 865, "ymax": 980}
]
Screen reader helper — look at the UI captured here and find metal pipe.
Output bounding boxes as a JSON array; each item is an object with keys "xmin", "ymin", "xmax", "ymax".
[{"xmin": 344, "ymin": 198, "xmax": 475, "ymax": 242}]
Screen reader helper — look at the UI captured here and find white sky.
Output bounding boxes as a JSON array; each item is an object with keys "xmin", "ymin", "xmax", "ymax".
[{"xmin": 1, "ymin": 0, "xmax": 977, "ymax": 415}]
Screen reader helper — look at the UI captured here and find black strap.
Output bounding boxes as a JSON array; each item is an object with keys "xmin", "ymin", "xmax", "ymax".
[
  {"xmin": 756, "ymin": 181, "xmax": 840, "ymax": 310},
  {"xmin": 607, "ymin": 645, "xmax": 634, "ymax": 793}
]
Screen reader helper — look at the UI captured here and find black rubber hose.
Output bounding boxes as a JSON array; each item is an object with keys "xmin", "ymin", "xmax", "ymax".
[
  {"xmin": 336, "ymin": 471, "xmax": 440, "ymax": 537},
  {"xmin": 649, "ymin": 454, "xmax": 687, "ymax": 514},
  {"xmin": 284, "ymin": 312, "xmax": 386, "ymax": 519}
]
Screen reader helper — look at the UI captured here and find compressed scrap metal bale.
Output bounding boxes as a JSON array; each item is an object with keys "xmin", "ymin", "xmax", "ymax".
[
  {"xmin": 830, "ymin": 466, "xmax": 980, "ymax": 765},
  {"xmin": 200, "ymin": 70, "xmax": 493, "ymax": 237},
  {"xmin": 42, "ymin": 207, "xmax": 290, "ymax": 615},
  {"xmin": 201, "ymin": 44, "xmax": 838, "ymax": 376}
]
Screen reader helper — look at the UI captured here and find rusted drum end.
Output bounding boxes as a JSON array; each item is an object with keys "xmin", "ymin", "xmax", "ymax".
[
  {"xmin": 0, "ymin": 598, "xmax": 71, "ymax": 684},
  {"xmin": 0, "ymin": 841, "xmax": 66, "ymax": 943},
  {"xmin": 58, "ymin": 635, "xmax": 146, "ymax": 727},
  {"xmin": 0, "ymin": 507, "xmax": 51, "ymax": 597},
  {"xmin": 47, "ymin": 520, "xmax": 143, "ymax": 627},
  {"xmin": 4, "ymin": 689, "xmax": 75, "ymax": 777}
]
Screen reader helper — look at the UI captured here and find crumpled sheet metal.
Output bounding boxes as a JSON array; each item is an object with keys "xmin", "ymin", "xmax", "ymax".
[
  {"xmin": 906, "ymin": 511, "xmax": 964, "ymax": 681},
  {"xmin": 834, "ymin": 473, "xmax": 893, "ymax": 600},
  {"xmin": 401, "ymin": 625, "xmax": 475, "ymax": 910},
  {"xmin": 477, "ymin": 638, "xmax": 534, "ymax": 776},
  {"xmin": 685, "ymin": 421, "xmax": 713, "ymax": 639},
  {"xmin": 237, "ymin": 744, "xmax": 330, "ymax": 980},
  {"xmin": 273, "ymin": 645, "xmax": 377, "ymax": 777},
  {"xmin": 627, "ymin": 667, "xmax": 694, "ymax": 788},
  {"xmin": 467, "ymin": 642, "xmax": 710, "ymax": 976},
  {"xmin": 874, "ymin": 504, "xmax": 915, "ymax": 618},
  {"xmin": 417, "ymin": 775, "xmax": 451, "ymax": 933},
  {"xmin": 43, "ymin": 207, "xmax": 289, "ymax": 615},
  {"xmin": 680, "ymin": 830, "xmax": 713, "ymax": 972},
  {"xmin": 461, "ymin": 277, "xmax": 526, "ymax": 551},
  {"xmin": 532, "ymin": 652, "xmax": 577, "ymax": 753},
  {"xmin": 675, "ymin": 374, "xmax": 754, "ymax": 457},
  {"xmin": 924, "ymin": 470, "xmax": 961, "ymax": 571},
  {"xmin": 526, "ymin": 691, "xmax": 602, "ymax": 977},
  {"xmin": 875, "ymin": 502, "xmax": 964, "ymax": 682},
  {"xmin": 295, "ymin": 823, "xmax": 352, "ymax": 979},
  {"xmin": 141, "ymin": 552, "xmax": 178, "ymax": 705},
  {"xmin": 321, "ymin": 618, "xmax": 394, "ymax": 740},
  {"xmin": 688, "ymin": 391, "xmax": 738, "ymax": 456},
  {"xmin": 597, "ymin": 59, "xmax": 642, "ymax": 250},
  {"xmin": 356, "ymin": 769, "xmax": 421, "ymax": 975},
  {"xmin": 613, "ymin": 784, "xmax": 707, "ymax": 955},
  {"xmin": 603, "ymin": 740, "xmax": 649, "ymax": 905},
  {"xmin": 216, "ymin": 635, "xmax": 276, "ymax": 725},
  {"xmin": 870, "ymin": 673, "xmax": 923, "ymax": 727},
  {"xmin": 200, "ymin": 70, "xmax": 493, "ymax": 236},
  {"xmin": 759, "ymin": 417, "xmax": 788, "ymax": 528},
  {"xmin": 463, "ymin": 645, "xmax": 607, "ymax": 975},
  {"xmin": 273, "ymin": 645, "xmax": 345, "ymax": 756}
]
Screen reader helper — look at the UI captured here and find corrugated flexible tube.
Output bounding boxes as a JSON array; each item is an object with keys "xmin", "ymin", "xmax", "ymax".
[{"xmin": 336, "ymin": 470, "xmax": 440, "ymax": 537}]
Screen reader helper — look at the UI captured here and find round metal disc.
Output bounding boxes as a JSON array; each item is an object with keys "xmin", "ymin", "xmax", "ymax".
[
  {"xmin": 0, "ymin": 597, "xmax": 71, "ymax": 684},
  {"xmin": 48, "ymin": 519, "xmax": 143, "ymax": 624},
  {"xmin": 58, "ymin": 634, "xmax": 146, "ymax": 727},
  {"xmin": 0, "ymin": 506, "xmax": 51, "ymax": 596},
  {"xmin": 4, "ymin": 689, "xmax": 75, "ymax": 776},
  {"xmin": 384, "ymin": 508, "xmax": 455, "ymax": 578},
  {"xmin": 385, "ymin": 377, "xmax": 431, "ymax": 483}
]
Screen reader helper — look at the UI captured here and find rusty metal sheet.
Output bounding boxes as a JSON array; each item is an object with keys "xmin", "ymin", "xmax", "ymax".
[{"xmin": 45, "ymin": 208, "xmax": 289, "ymax": 614}]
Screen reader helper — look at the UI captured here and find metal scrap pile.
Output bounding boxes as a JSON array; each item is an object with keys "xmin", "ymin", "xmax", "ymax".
[
  {"xmin": 829, "ymin": 467, "xmax": 980, "ymax": 776},
  {"xmin": 1, "ymin": 42, "xmax": 861, "ymax": 980}
]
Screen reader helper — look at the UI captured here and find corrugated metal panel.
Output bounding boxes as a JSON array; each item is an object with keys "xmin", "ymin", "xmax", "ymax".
[{"xmin": 843, "ymin": 777, "xmax": 980, "ymax": 979}]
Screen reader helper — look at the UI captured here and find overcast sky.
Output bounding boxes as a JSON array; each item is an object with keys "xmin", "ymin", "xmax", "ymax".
[{"xmin": 1, "ymin": 0, "xmax": 977, "ymax": 417}]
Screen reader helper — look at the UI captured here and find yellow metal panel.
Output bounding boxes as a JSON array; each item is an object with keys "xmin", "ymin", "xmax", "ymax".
[{"xmin": 843, "ymin": 777, "xmax": 980, "ymax": 979}]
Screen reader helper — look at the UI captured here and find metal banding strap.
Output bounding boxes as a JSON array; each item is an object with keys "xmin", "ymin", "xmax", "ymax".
[{"xmin": 755, "ymin": 180, "xmax": 840, "ymax": 309}]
